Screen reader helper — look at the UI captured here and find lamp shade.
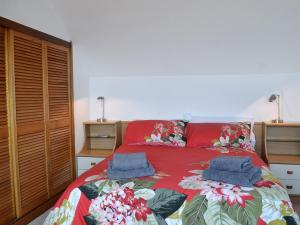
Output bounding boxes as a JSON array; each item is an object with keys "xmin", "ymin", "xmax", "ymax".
[{"xmin": 268, "ymin": 94, "xmax": 277, "ymax": 102}]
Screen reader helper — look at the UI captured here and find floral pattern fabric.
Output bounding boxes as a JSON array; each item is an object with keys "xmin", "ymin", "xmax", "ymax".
[
  {"xmin": 44, "ymin": 145, "xmax": 299, "ymax": 225},
  {"xmin": 124, "ymin": 120, "xmax": 187, "ymax": 147},
  {"xmin": 89, "ymin": 182, "xmax": 154, "ymax": 224},
  {"xmin": 186, "ymin": 122, "xmax": 255, "ymax": 151},
  {"xmin": 212, "ymin": 122, "xmax": 255, "ymax": 151},
  {"xmin": 144, "ymin": 120, "xmax": 187, "ymax": 147}
]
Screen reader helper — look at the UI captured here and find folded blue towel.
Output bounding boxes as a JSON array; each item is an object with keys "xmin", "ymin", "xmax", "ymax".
[
  {"xmin": 111, "ymin": 153, "xmax": 148, "ymax": 171},
  {"xmin": 203, "ymin": 167, "xmax": 262, "ymax": 187},
  {"xmin": 210, "ymin": 156, "xmax": 253, "ymax": 172},
  {"xmin": 107, "ymin": 161, "xmax": 155, "ymax": 180}
]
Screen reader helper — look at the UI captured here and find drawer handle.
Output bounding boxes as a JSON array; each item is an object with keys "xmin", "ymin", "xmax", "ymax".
[
  {"xmin": 286, "ymin": 185, "xmax": 293, "ymax": 190},
  {"xmin": 287, "ymin": 170, "xmax": 294, "ymax": 175},
  {"xmin": 90, "ymin": 162, "xmax": 97, "ymax": 166}
]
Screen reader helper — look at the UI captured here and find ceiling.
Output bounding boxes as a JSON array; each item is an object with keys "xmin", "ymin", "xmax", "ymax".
[
  {"xmin": 1, "ymin": 0, "xmax": 300, "ymax": 76},
  {"xmin": 51, "ymin": 0, "xmax": 300, "ymax": 76}
]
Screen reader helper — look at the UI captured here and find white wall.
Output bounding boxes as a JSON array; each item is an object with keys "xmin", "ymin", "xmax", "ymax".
[
  {"xmin": 0, "ymin": 0, "xmax": 90, "ymax": 151},
  {"xmin": 89, "ymin": 74, "xmax": 300, "ymax": 123},
  {"xmin": 0, "ymin": 0, "xmax": 70, "ymax": 40},
  {"xmin": 49, "ymin": 0, "xmax": 300, "ymax": 152}
]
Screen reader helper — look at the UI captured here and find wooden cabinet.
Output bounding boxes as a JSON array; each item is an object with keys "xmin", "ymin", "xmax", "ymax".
[
  {"xmin": 82, "ymin": 121, "xmax": 121, "ymax": 155},
  {"xmin": 263, "ymin": 122, "xmax": 300, "ymax": 196},
  {"xmin": 77, "ymin": 121, "xmax": 121, "ymax": 176},
  {"xmin": 263, "ymin": 122, "xmax": 300, "ymax": 164},
  {"xmin": 0, "ymin": 18, "xmax": 74, "ymax": 224},
  {"xmin": 0, "ymin": 26, "xmax": 16, "ymax": 225}
]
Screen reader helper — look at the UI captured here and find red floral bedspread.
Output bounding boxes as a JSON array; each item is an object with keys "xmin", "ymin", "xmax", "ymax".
[{"xmin": 44, "ymin": 146, "xmax": 300, "ymax": 225}]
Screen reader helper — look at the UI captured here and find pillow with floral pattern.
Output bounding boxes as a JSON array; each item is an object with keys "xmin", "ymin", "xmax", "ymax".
[
  {"xmin": 186, "ymin": 122, "xmax": 254, "ymax": 150},
  {"xmin": 124, "ymin": 120, "xmax": 187, "ymax": 147}
]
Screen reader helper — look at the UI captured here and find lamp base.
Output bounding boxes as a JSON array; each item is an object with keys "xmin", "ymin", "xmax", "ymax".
[
  {"xmin": 271, "ymin": 119, "xmax": 284, "ymax": 123},
  {"xmin": 97, "ymin": 118, "xmax": 106, "ymax": 123}
]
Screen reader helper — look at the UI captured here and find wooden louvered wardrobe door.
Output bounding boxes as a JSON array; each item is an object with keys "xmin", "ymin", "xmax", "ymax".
[
  {"xmin": 46, "ymin": 43, "xmax": 74, "ymax": 196},
  {"xmin": 0, "ymin": 27, "xmax": 16, "ymax": 225},
  {"xmin": 12, "ymin": 31, "xmax": 48, "ymax": 216}
]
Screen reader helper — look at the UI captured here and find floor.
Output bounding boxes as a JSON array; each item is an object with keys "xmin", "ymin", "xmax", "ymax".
[
  {"xmin": 28, "ymin": 210, "xmax": 50, "ymax": 225},
  {"xmin": 291, "ymin": 196, "xmax": 300, "ymax": 215}
]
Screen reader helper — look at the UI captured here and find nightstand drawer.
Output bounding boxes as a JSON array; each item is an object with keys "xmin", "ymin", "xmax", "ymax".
[
  {"xmin": 280, "ymin": 179, "xmax": 300, "ymax": 195},
  {"xmin": 270, "ymin": 164, "xmax": 300, "ymax": 180},
  {"xmin": 77, "ymin": 156, "xmax": 104, "ymax": 170}
]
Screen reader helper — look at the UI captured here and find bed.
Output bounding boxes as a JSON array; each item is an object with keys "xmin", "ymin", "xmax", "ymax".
[{"xmin": 44, "ymin": 121, "xmax": 300, "ymax": 225}]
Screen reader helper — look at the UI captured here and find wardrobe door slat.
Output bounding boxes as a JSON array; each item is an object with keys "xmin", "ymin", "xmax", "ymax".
[
  {"xmin": 0, "ymin": 27, "xmax": 16, "ymax": 225},
  {"xmin": 13, "ymin": 31, "xmax": 48, "ymax": 216},
  {"xmin": 46, "ymin": 43, "xmax": 74, "ymax": 196}
]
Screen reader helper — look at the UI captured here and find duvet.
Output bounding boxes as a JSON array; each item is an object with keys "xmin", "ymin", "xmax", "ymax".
[{"xmin": 44, "ymin": 145, "xmax": 300, "ymax": 225}]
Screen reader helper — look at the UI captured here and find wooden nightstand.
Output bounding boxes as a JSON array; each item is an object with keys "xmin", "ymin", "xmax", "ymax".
[
  {"xmin": 76, "ymin": 120, "xmax": 121, "ymax": 176},
  {"xmin": 263, "ymin": 122, "xmax": 300, "ymax": 195}
]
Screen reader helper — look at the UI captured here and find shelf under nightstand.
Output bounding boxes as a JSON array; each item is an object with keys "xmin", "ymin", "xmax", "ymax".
[{"xmin": 267, "ymin": 154, "xmax": 300, "ymax": 165}]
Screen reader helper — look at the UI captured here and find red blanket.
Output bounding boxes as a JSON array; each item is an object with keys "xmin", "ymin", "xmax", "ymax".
[{"xmin": 44, "ymin": 146, "xmax": 300, "ymax": 225}]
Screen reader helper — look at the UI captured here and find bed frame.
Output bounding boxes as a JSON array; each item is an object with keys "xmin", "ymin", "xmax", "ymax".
[{"xmin": 119, "ymin": 121, "xmax": 265, "ymax": 158}]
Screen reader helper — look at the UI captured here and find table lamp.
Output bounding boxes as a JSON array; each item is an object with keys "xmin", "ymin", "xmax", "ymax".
[{"xmin": 268, "ymin": 94, "xmax": 283, "ymax": 123}]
